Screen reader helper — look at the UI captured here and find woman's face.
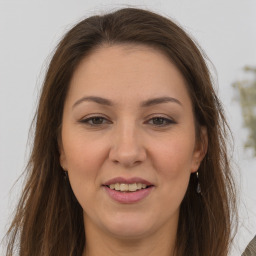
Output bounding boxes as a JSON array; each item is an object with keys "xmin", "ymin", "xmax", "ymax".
[{"xmin": 60, "ymin": 45, "xmax": 206, "ymax": 239}]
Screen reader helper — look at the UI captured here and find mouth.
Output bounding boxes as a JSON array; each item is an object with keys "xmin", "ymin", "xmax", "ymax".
[
  {"xmin": 104, "ymin": 183, "xmax": 153, "ymax": 192},
  {"xmin": 102, "ymin": 177, "xmax": 154, "ymax": 203}
]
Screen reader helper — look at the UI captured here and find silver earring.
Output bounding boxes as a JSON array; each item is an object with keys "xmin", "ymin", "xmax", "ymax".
[{"xmin": 196, "ymin": 171, "xmax": 202, "ymax": 194}]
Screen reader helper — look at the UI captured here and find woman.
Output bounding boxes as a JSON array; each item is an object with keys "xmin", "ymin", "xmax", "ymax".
[{"xmin": 5, "ymin": 7, "xmax": 237, "ymax": 256}]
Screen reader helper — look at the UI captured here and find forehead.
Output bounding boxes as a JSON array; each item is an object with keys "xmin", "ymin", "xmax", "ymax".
[{"xmin": 66, "ymin": 44, "xmax": 192, "ymax": 108}]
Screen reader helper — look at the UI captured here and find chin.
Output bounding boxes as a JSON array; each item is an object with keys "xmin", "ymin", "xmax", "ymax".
[{"xmin": 102, "ymin": 212, "xmax": 154, "ymax": 239}]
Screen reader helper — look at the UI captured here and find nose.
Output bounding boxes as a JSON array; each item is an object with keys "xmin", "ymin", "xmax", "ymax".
[{"xmin": 108, "ymin": 123, "xmax": 147, "ymax": 168}]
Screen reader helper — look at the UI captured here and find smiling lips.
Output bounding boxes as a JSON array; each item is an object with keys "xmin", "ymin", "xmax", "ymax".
[
  {"xmin": 109, "ymin": 183, "xmax": 148, "ymax": 192},
  {"xmin": 103, "ymin": 177, "xmax": 154, "ymax": 203}
]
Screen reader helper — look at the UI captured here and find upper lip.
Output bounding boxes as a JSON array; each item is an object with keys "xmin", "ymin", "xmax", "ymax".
[{"xmin": 103, "ymin": 177, "xmax": 153, "ymax": 186}]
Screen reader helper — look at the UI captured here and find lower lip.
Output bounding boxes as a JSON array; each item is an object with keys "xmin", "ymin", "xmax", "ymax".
[{"xmin": 104, "ymin": 186, "xmax": 154, "ymax": 204}]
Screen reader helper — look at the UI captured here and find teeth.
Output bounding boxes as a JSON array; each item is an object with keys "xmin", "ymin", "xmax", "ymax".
[
  {"xmin": 120, "ymin": 183, "xmax": 128, "ymax": 191},
  {"xmin": 114, "ymin": 183, "xmax": 120, "ymax": 190},
  {"xmin": 108, "ymin": 183, "xmax": 149, "ymax": 192},
  {"xmin": 128, "ymin": 183, "xmax": 137, "ymax": 192}
]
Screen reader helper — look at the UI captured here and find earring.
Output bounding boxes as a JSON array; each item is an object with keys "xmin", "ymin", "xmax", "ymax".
[
  {"xmin": 63, "ymin": 170, "xmax": 68, "ymax": 181},
  {"xmin": 196, "ymin": 171, "xmax": 202, "ymax": 194}
]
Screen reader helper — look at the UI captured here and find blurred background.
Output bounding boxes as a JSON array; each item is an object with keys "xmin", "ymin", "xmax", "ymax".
[{"xmin": 0, "ymin": 0, "xmax": 255, "ymax": 255}]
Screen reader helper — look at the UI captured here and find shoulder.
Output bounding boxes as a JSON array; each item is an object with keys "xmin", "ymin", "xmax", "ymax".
[{"xmin": 242, "ymin": 236, "xmax": 256, "ymax": 256}]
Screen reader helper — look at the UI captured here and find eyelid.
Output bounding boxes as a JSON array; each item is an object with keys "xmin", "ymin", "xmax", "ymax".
[
  {"xmin": 78, "ymin": 113, "xmax": 176, "ymax": 127},
  {"xmin": 144, "ymin": 114, "xmax": 177, "ymax": 126},
  {"xmin": 145, "ymin": 113, "xmax": 176, "ymax": 121},
  {"xmin": 79, "ymin": 114, "xmax": 112, "ymax": 125}
]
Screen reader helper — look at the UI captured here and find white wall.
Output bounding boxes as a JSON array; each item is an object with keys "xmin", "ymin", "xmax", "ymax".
[{"xmin": 1, "ymin": 1, "xmax": 255, "ymax": 255}]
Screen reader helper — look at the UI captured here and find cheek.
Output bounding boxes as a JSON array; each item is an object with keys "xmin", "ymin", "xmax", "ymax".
[
  {"xmin": 62, "ymin": 138, "xmax": 108, "ymax": 213},
  {"xmin": 61, "ymin": 130, "xmax": 108, "ymax": 196},
  {"xmin": 62, "ymin": 128, "xmax": 105, "ymax": 170},
  {"xmin": 154, "ymin": 136, "xmax": 195, "ymax": 173},
  {"xmin": 152, "ymin": 136, "xmax": 195, "ymax": 194}
]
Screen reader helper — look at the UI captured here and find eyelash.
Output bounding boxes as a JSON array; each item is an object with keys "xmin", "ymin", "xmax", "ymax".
[{"xmin": 79, "ymin": 115, "xmax": 176, "ymax": 127}]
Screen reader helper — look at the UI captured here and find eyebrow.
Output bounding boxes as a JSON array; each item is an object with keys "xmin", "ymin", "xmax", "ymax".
[
  {"xmin": 72, "ymin": 96, "xmax": 182, "ymax": 109},
  {"xmin": 72, "ymin": 96, "xmax": 113, "ymax": 109},
  {"xmin": 140, "ymin": 96, "xmax": 182, "ymax": 107}
]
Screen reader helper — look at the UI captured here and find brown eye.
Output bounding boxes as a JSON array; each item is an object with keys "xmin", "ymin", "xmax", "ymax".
[
  {"xmin": 80, "ymin": 116, "xmax": 110, "ymax": 126},
  {"xmin": 148, "ymin": 117, "xmax": 175, "ymax": 126},
  {"xmin": 90, "ymin": 117, "xmax": 105, "ymax": 124}
]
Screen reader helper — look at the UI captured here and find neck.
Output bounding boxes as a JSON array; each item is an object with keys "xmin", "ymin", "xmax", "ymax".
[{"xmin": 82, "ymin": 219, "xmax": 177, "ymax": 256}]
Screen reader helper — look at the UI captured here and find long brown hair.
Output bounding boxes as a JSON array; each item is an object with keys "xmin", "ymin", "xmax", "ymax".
[{"xmin": 5, "ymin": 7, "xmax": 237, "ymax": 256}]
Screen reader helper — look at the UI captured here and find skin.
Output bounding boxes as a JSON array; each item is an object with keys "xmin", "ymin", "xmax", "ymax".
[{"xmin": 60, "ymin": 44, "xmax": 207, "ymax": 256}]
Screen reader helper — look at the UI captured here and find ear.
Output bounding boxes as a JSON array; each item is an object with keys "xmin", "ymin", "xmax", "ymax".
[
  {"xmin": 58, "ymin": 137, "xmax": 67, "ymax": 171},
  {"xmin": 191, "ymin": 126, "xmax": 208, "ymax": 173},
  {"xmin": 60, "ymin": 151, "xmax": 67, "ymax": 171}
]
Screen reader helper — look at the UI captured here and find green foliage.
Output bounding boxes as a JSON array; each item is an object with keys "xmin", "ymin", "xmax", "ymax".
[{"xmin": 233, "ymin": 66, "xmax": 256, "ymax": 156}]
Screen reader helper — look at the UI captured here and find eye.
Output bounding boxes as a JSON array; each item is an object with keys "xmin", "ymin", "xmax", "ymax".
[
  {"xmin": 79, "ymin": 116, "xmax": 111, "ymax": 126},
  {"xmin": 147, "ymin": 116, "xmax": 176, "ymax": 126}
]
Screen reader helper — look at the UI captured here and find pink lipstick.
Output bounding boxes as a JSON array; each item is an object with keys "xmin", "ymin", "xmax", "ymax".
[{"xmin": 102, "ymin": 177, "xmax": 154, "ymax": 204}]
